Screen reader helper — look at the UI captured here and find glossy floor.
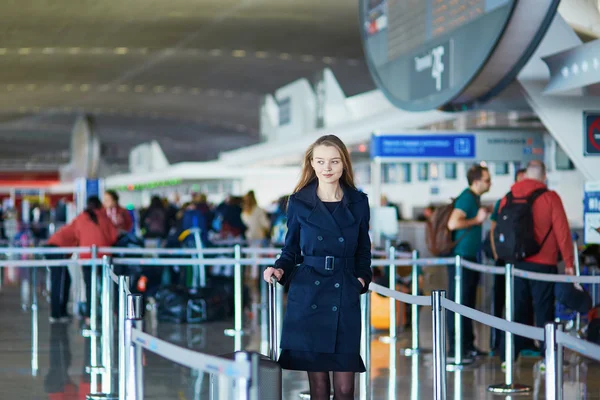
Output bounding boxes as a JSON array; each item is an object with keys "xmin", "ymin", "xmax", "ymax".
[{"xmin": 1, "ymin": 284, "xmax": 600, "ymax": 399}]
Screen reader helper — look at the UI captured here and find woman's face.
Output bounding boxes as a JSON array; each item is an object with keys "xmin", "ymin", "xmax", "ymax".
[
  {"xmin": 311, "ymin": 145, "xmax": 343, "ymax": 185},
  {"xmin": 103, "ymin": 193, "xmax": 115, "ymax": 209}
]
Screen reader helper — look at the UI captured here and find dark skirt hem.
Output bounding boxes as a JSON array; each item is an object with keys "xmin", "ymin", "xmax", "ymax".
[{"xmin": 278, "ymin": 350, "xmax": 366, "ymax": 373}]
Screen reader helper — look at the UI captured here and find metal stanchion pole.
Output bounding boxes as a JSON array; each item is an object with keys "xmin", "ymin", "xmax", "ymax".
[
  {"xmin": 544, "ymin": 322, "xmax": 563, "ymax": 400},
  {"xmin": 125, "ymin": 294, "xmax": 143, "ymax": 400},
  {"xmin": 573, "ymin": 234, "xmax": 582, "ymax": 335},
  {"xmin": 31, "ymin": 265, "xmax": 38, "ymax": 376},
  {"xmin": 234, "ymin": 352, "xmax": 250, "ymax": 400},
  {"xmin": 360, "ymin": 290, "xmax": 372, "ymax": 400},
  {"xmin": 488, "ymin": 263, "xmax": 531, "ymax": 394},
  {"xmin": 431, "ymin": 290, "xmax": 447, "ymax": 400},
  {"xmin": 118, "ymin": 275, "xmax": 130, "ymax": 400},
  {"xmin": 135, "ymin": 320, "xmax": 144, "ymax": 400},
  {"xmin": 380, "ymin": 246, "xmax": 397, "ymax": 343},
  {"xmin": 192, "ymin": 228, "xmax": 206, "ymax": 288},
  {"xmin": 447, "ymin": 256, "xmax": 472, "ymax": 369},
  {"xmin": 224, "ymin": 245, "xmax": 245, "ymax": 347},
  {"xmin": 403, "ymin": 249, "xmax": 422, "ymax": 356},
  {"xmin": 99, "ymin": 256, "xmax": 117, "ymax": 399},
  {"xmin": 84, "ymin": 246, "xmax": 101, "ymax": 394}
]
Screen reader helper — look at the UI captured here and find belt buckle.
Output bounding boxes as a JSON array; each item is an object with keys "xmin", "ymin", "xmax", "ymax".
[{"xmin": 325, "ymin": 256, "xmax": 335, "ymax": 271}]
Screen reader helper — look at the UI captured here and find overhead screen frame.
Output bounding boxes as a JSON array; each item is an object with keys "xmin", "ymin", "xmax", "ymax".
[{"xmin": 359, "ymin": 0, "xmax": 560, "ymax": 112}]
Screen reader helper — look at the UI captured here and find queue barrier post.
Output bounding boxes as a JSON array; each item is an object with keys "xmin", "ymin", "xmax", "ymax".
[
  {"xmin": 125, "ymin": 294, "xmax": 144, "ymax": 400},
  {"xmin": 118, "ymin": 274, "xmax": 130, "ymax": 400},
  {"xmin": 380, "ymin": 246, "xmax": 397, "ymax": 343},
  {"xmin": 545, "ymin": 322, "xmax": 564, "ymax": 400},
  {"xmin": 359, "ymin": 288, "xmax": 372, "ymax": 400},
  {"xmin": 90, "ymin": 256, "xmax": 117, "ymax": 400},
  {"xmin": 447, "ymin": 256, "xmax": 472, "ymax": 369},
  {"xmin": 487, "ymin": 263, "xmax": 531, "ymax": 394},
  {"xmin": 224, "ymin": 245, "xmax": 245, "ymax": 350},
  {"xmin": 431, "ymin": 290, "xmax": 447, "ymax": 400},
  {"xmin": 402, "ymin": 249, "xmax": 422, "ymax": 356},
  {"xmin": 84, "ymin": 245, "xmax": 102, "ymax": 395}
]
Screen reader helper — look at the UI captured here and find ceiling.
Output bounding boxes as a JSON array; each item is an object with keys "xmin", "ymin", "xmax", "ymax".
[{"xmin": 0, "ymin": 0, "xmax": 375, "ymax": 171}]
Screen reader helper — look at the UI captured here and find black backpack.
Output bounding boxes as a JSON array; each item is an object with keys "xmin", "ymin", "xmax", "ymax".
[{"xmin": 494, "ymin": 188, "xmax": 552, "ymax": 263}]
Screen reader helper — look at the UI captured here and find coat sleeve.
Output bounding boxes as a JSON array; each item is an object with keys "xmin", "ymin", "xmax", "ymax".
[
  {"xmin": 105, "ymin": 217, "xmax": 119, "ymax": 246},
  {"xmin": 355, "ymin": 200, "xmax": 372, "ymax": 294},
  {"xmin": 48, "ymin": 222, "xmax": 78, "ymax": 247},
  {"xmin": 550, "ymin": 192, "xmax": 575, "ymax": 269},
  {"xmin": 274, "ymin": 196, "xmax": 301, "ymax": 285}
]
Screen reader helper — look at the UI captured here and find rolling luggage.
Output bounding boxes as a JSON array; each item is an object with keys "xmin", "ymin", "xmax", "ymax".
[
  {"xmin": 210, "ymin": 278, "xmax": 282, "ymax": 400},
  {"xmin": 155, "ymin": 283, "xmax": 234, "ymax": 324}
]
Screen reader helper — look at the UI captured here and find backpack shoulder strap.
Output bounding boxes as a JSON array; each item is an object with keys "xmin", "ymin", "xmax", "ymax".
[
  {"xmin": 527, "ymin": 188, "xmax": 548, "ymax": 204},
  {"xmin": 504, "ymin": 191, "xmax": 514, "ymax": 206}
]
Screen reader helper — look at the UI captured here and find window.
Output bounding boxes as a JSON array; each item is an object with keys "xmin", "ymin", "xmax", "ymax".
[
  {"xmin": 556, "ymin": 145, "xmax": 575, "ymax": 170},
  {"xmin": 417, "ymin": 163, "xmax": 429, "ymax": 181},
  {"xmin": 383, "ymin": 163, "xmax": 411, "ymax": 183},
  {"xmin": 430, "ymin": 163, "xmax": 440, "ymax": 180},
  {"xmin": 444, "ymin": 163, "xmax": 457, "ymax": 179},
  {"xmin": 494, "ymin": 162, "xmax": 509, "ymax": 176}
]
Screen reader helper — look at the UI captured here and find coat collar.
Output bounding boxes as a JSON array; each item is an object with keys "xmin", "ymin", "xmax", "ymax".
[
  {"xmin": 294, "ymin": 179, "xmax": 364, "ymax": 208},
  {"xmin": 294, "ymin": 180, "xmax": 364, "ymax": 234}
]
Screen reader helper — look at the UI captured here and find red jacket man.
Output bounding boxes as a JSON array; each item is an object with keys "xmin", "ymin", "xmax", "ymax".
[
  {"xmin": 497, "ymin": 160, "xmax": 573, "ymax": 363},
  {"xmin": 498, "ymin": 176, "xmax": 574, "ymax": 273}
]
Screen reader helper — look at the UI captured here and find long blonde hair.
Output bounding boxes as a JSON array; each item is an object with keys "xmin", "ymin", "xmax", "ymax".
[
  {"xmin": 242, "ymin": 190, "xmax": 258, "ymax": 214},
  {"xmin": 293, "ymin": 134, "xmax": 356, "ymax": 194}
]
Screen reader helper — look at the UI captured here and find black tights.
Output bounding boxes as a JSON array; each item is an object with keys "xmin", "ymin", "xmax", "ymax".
[{"xmin": 308, "ymin": 372, "xmax": 355, "ymax": 400}]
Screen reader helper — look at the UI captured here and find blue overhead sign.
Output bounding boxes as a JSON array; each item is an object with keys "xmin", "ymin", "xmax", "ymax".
[
  {"xmin": 86, "ymin": 179, "xmax": 100, "ymax": 198},
  {"xmin": 371, "ymin": 134, "xmax": 476, "ymax": 159}
]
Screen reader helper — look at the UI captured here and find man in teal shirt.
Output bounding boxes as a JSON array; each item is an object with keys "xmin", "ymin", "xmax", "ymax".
[{"xmin": 447, "ymin": 164, "xmax": 492, "ymax": 358}]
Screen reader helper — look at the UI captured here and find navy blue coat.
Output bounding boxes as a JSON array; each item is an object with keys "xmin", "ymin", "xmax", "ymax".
[{"xmin": 275, "ymin": 181, "xmax": 372, "ymax": 354}]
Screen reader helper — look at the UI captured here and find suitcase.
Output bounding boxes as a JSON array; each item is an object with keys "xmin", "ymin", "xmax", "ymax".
[
  {"xmin": 155, "ymin": 283, "xmax": 234, "ymax": 324},
  {"xmin": 209, "ymin": 277, "xmax": 282, "ymax": 400}
]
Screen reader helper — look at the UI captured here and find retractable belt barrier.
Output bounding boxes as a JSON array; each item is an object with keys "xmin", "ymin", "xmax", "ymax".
[{"xmin": 5, "ymin": 243, "xmax": 599, "ymax": 400}]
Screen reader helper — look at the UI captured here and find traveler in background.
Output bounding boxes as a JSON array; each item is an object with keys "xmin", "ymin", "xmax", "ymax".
[
  {"xmin": 270, "ymin": 195, "xmax": 290, "ymax": 247},
  {"xmin": 380, "ymin": 195, "xmax": 402, "ymax": 221},
  {"xmin": 263, "ymin": 134, "xmax": 372, "ymax": 400},
  {"xmin": 447, "ymin": 164, "xmax": 492, "ymax": 358},
  {"xmin": 489, "ymin": 168, "xmax": 527, "ymax": 353},
  {"xmin": 496, "ymin": 160, "xmax": 574, "ymax": 361},
  {"xmin": 218, "ymin": 196, "xmax": 246, "ymax": 239},
  {"xmin": 141, "ymin": 196, "xmax": 170, "ymax": 241},
  {"xmin": 48, "ymin": 196, "xmax": 118, "ymax": 323},
  {"xmin": 241, "ymin": 190, "xmax": 271, "ymax": 247},
  {"xmin": 103, "ymin": 190, "xmax": 133, "ymax": 234}
]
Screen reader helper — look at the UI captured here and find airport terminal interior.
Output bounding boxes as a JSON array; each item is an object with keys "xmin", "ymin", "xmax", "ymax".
[{"xmin": 1, "ymin": 0, "xmax": 600, "ymax": 399}]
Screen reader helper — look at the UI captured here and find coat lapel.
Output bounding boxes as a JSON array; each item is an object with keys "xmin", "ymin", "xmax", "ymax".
[
  {"xmin": 332, "ymin": 203, "xmax": 356, "ymax": 230},
  {"xmin": 297, "ymin": 180, "xmax": 358, "ymax": 235},
  {"xmin": 307, "ymin": 199, "xmax": 342, "ymax": 235}
]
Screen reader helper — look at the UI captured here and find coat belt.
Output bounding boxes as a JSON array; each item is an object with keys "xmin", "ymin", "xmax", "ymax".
[{"xmin": 303, "ymin": 256, "xmax": 355, "ymax": 271}]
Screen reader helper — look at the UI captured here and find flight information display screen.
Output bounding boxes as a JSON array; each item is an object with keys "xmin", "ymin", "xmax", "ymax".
[{"xmin": 362, "ymin": 0, "xmax": 516, "ymax": 111}]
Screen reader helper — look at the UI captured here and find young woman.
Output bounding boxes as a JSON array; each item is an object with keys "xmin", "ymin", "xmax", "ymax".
[
  {"xmin": 263, "ymin": 134, "xmax": 372, "ymax": 400},
  {"xmin": 241, "ymin": 190, "xmax": 270, "ymax": 247}
]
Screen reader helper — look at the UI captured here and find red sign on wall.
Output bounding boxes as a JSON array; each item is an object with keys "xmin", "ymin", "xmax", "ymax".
[{"xmin": 585, "ymin": 112, "xmax": 600, "ymax": 156}]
